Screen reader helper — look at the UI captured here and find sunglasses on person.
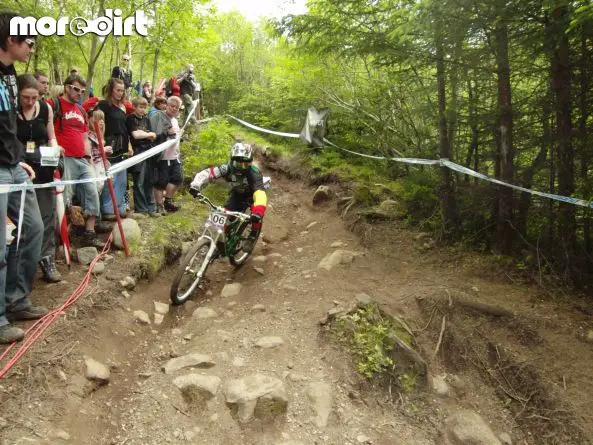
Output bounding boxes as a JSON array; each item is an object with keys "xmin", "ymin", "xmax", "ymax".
[
  {"xmin": 68, "ymin": 85, "xmax": 86, "ymax": 94},
  {"xmin": 24, "ymin": 38, "xmax": 35, "ymax": 49}
]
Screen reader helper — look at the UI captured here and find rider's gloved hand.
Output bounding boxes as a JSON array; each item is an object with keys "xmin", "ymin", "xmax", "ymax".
[
  {"xmin": 189, "ymin": 186, "xmax": 201, "ymax": 198},
  {"xmin": 250, "ymin": 205, "xmax": 265, "ymax": 225}
]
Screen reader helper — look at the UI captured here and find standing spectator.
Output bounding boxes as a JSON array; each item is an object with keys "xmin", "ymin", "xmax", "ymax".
[
  {"xmin": 127, "ymin": 97, "xmax": 159, "ymax": 216},
  {"xmin": 177, "ymin": 64, "xmax": 197, "ymax": 124},
  {"xmin": 0, "ymin": 11, "xmax": 48, "ymax": 344},
  {"xmin": 33, "ymin": 71, "xmax": 49, "ymax": 99},
  {"xmin": 142, "ymin": 81, "xmax": 153, "ymax": 103},
  {"xmin": 97, "ymin": 78, "xmax": 130, "ymax": 218},
  {"xmin": 150, "ymin": 96, "xmax": 182, "ymax": 215},
  {"xmin": 111, "ymin": 55, "xmax": 133, "ymax": 97},
  {"xmin": 16, "ymin": 74, "xmax": 61, "ymax": 282},
  {"xmin": 149, "ymin": 96, "xmax": 167, "ymax": 117},
  {"xmin": 47, "ymin": 75, "xmax": 103, "ymax": 248}
]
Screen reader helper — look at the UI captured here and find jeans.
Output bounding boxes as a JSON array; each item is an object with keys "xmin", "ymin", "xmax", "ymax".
[
  {"xmin": 100, "ymin": 168, "xmax": 127, "ymax": 215},
  {"xmin": 35, "ymin": 187, "xmax": 57, "ymax": 258},
  {"xmin": 63, "ymin": 157, "xmax": 101, "ymax": 217},
  {"xmin": 0, "ymin": 165, "xmax": 43, "ymax": 327},
  {"xmin": 132, "ymin": 160, "xmax": 156, "ymax": 213}
]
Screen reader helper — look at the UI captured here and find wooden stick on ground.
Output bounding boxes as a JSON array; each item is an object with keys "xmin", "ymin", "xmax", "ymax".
[{"xmin": 433, "ymin": 315, "xmax": 447, "ymax": 359}]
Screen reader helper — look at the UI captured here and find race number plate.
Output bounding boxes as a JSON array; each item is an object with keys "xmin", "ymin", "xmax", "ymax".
[{"xmin": 208, "ymin": 211, "xmax": 227, "ymax": 230}]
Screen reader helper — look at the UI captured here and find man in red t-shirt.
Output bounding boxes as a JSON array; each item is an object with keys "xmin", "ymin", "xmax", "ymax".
[{"xmin": 48, "ymin": 75, "xmax": 103, "ymax": 248}]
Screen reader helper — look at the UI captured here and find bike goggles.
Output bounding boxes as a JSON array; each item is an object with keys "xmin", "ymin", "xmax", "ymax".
[{"xmin": 232, "ymin": 160, "xmax": 250, "ymax": 170}]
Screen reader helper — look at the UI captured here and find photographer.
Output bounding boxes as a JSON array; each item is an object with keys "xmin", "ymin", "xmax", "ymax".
[{"xmin": 177, "ymin": 64, "xmax": 197, "ymax": 125}]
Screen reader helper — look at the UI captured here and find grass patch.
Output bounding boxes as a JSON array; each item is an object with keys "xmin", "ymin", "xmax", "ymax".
[{"xmin": 332, "ymin": 302, "xmax": 422, "ymax": 392}]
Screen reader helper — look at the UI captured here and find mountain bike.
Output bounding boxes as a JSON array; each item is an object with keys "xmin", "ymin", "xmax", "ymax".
[{"xmin": 169, "ymin": 190, "xmax": 260, "ymax": 305}]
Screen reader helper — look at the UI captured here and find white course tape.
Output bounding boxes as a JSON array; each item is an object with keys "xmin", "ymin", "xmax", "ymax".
[
  {"xmin": 227, "ymin": 115, "xmax": 302, "ymax": 138},
  {"xmin": 230, "ymin": 115, "xmax": 593, "ymax": 210}
]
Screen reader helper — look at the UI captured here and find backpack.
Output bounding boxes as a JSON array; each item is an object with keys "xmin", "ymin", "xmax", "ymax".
[{"xmin": 51, "ymin": 96, "xmax": 86, "ymax": 132}]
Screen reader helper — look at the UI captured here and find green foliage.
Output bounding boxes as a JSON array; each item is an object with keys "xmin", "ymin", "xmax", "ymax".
[
  {"xmin": 391, "ymin": 171, "xmax": 440, "ymax": 224},
  {"xmin": 344, "ymin": 305, "xmax": 396, "ymax": 379},
  {"xmin": 181, "ymin": 119, "xmax": 235, "ymax": 177}
]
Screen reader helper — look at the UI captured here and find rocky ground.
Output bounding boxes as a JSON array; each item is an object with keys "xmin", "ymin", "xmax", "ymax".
[{"xmin": 1, "ymin": 169, "xmax": 593, "ymax": 445}]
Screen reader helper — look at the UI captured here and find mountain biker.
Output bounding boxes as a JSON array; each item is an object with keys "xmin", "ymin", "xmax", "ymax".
[{"xmin": 189, "ymin": 142, "xmax": 267, "ymax": 253}]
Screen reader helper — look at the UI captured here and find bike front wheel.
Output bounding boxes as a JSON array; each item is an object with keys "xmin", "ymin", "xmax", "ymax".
[{"xmin": 170, "ymin": 238, "xmax": 214, "ymax": 305}]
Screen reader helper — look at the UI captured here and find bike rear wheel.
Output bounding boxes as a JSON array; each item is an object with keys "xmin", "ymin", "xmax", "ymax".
[
  {"xmin": 170, "ymin": 238, "xmax": 214, "ymax": 305},
  {"xmin": 229, "ymin": 220, "xmax": 259, "ymax": 268}
]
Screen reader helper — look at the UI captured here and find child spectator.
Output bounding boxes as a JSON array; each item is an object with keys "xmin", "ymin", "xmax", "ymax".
[
  {"xmin": 149, "ymin": 96, "xmax": 167, "ymax": 117},
  {"xmin": 126, "ymin": 97, "xmax": 159, "ymax": 217},
  {"xmin": 87, "ymin": 110, "xmax": 112, "ymax": 195}
]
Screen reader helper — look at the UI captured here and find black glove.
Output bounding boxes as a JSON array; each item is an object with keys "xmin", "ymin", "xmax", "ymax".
[{"xmin": 189, "ymin": 187, "xmax": 200, "ymax": 198}]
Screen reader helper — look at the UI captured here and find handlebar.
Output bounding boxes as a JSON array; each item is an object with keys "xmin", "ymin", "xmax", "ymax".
[{"xmin": 190, "ymin": 188, "xmax": 251, "ymax": 222}]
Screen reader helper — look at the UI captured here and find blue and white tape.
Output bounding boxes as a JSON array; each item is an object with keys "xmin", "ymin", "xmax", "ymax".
[{"xmin": 228, "ymin": 115, "xmax": 593, "ymax": 210}]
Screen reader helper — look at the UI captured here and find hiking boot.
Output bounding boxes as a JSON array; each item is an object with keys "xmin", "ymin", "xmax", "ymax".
[
  {"xmin": 0, "ymin": 324, "xmax": 24, "ymax": 344},
  {"xmin": 39, "ymin": 256, "xmax": 62, "ymax": 283},
  {"xmin": 102, "ymin": 213, "xmax": 117, "ymax": 222},
  {"xmin": 6, "ymin": 305, "xmax": 49, "ymax": 322},
  {"xmin": 82, "ymin": 230, "xmax": 105, "ymax": 249},
  {"xmin": 156, "ymin": 204, "xmax": 167, "ymax": 216},
  {"xmin": 148, "ymin": 211, "xmax": 161, "ymax": 218},
  {"xmin": 164, "ymin": 198, "xmax": 180, "ymax": 213}
]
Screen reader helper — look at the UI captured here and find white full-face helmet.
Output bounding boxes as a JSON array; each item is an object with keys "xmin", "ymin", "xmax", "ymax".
[{"xmin": 231, "ymin": 142, "xmax": 253, "ymax": 171}]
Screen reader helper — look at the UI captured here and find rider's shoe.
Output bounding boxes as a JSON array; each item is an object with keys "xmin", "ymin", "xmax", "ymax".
[{"xmin": 242, "ymin": 231, "xmax": 259, "ymax": 254}]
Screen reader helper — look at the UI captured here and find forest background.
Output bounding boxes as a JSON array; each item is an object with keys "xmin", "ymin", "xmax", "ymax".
[{"xmin": 8, "ymin": 0, "xmax": 593, "ymax": 290}]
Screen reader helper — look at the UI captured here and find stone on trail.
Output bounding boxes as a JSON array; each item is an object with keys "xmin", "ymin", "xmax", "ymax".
[
  {"xmin": 443, "ymin": 410, "xmax": 502, "ymax": 445},
  {"xmin": 163, "ymin": 353, "xmax": 216, "ymax": 374},
  {"xmin": 154, "ymin": 301, "xmax": 170, "ymax": 315},
  {"xmin": 173, "ymin": 374, "xmax": 221, "ymax": 409},
  {"xmin": 84, "ymin": 357, "xmax": 110, "ymax": 384},
  {"xmin": 306, "ymin": 382, "xmax": 333, "ymax": 428},
  {"xmin": 313, "ymin": 186, "xmax": 330, "ymax": 205},
  {"xmin": 330, "ymin": 241, "xmax": 345, "ymax": 248},
  {"xmin": 76, "ymin": 247, "xmax": 99, "ymax": 265},
  {"xmin": 355, "ymin": 293, "xmax": 373, "ymax": 307},
  {"xmin": 499, "ymin": 433, "xmax": 513, "ymax": 445},
  {"xmin": 317, "ymin": 249, "xmax": 360, "ymax": 271},
  {"xmin": 252, "ymin": 255, "xmax": 267, "ymax": 263},
  {"xmin": 192, "ymin": 307, "xmax": 218, "ymax": 319},
  {"xmin": 120, "ymin": 276, "xmax": 136, "ymax": 290},
  {"xmin": 89, "ymin": 261, "xmax": 105, "ymax": 275},
  {"xmin": 254, "ymin": 336, "xmax": 284, "ymax": 349},
  {"xmin": 224, "ymin": 374, "xmax": 288, "ymax": 422},
  {"xmin": 221, "ymin": 283, "xmax": 242, "ymax": 298},
  {"xmin": 252, "ymin": 304, "xmax": 266, "ymax": 312},
  {"xmin": 432, "ymin": 374, "xmax": 450, "ymax": 397},
  {"xmin": 253, "ymin": 267, "xmax": 265, "ymax": 275},
  {"xmin": 154, "ymin": 313, "xmax": 164, "ymax": 326},
  {"xmin": 112, "ymin": 218, "xmax": 141, "ymax": 249},
  {"xmin": 277, "ymin": 442, "xmax": 305, "ymax": 445},
  {"xmin": 133, "ymin": 310, "xmax": 150, "ymax": 324}
]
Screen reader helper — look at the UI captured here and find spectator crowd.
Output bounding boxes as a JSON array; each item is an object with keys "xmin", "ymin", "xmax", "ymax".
[{"xmin": 0, "ymin": 11, "xmax": 201, "ymax": 344}]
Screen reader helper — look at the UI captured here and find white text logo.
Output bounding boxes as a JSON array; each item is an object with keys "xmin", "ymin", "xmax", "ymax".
[{"xmin": 10, "ymin": 9, "xmax": 151, "ymax": 37}]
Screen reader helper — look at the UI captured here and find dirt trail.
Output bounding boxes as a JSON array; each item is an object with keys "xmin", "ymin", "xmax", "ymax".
[{"xmin": 1, "ymin": 171, "xmax": 593, "ymax": 445}]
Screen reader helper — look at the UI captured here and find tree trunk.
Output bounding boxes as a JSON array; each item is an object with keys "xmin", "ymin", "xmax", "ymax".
[
  {"xmin": 579, "ymin": 26, "xmax": 592, "ymax": 258},
  {"xmin": 551, "ymin": 4, "xmax": 576, "ymax": 276},
  {"xmin": 436, "ymin": 28, "xmax": 457, "ymax": 235},
  {"xmin": 465, "ymin": 76, "xmax": 479, "ymax": 183},
  {"xmin": 152, "ymin": 47, "xmax": 160, "ymax": 92},
  {"xmin": 495, "ymin": 15, "xmax": 515, "ymax": 254},
  {"xmin": 51, "ymin": 54, "xmax": 61, "ymax": 85}
]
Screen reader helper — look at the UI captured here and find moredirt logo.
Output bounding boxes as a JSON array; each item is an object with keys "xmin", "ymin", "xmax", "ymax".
[{"xmin": 10, "ymin": 9, "xmax": 151, "ymax": 37}]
